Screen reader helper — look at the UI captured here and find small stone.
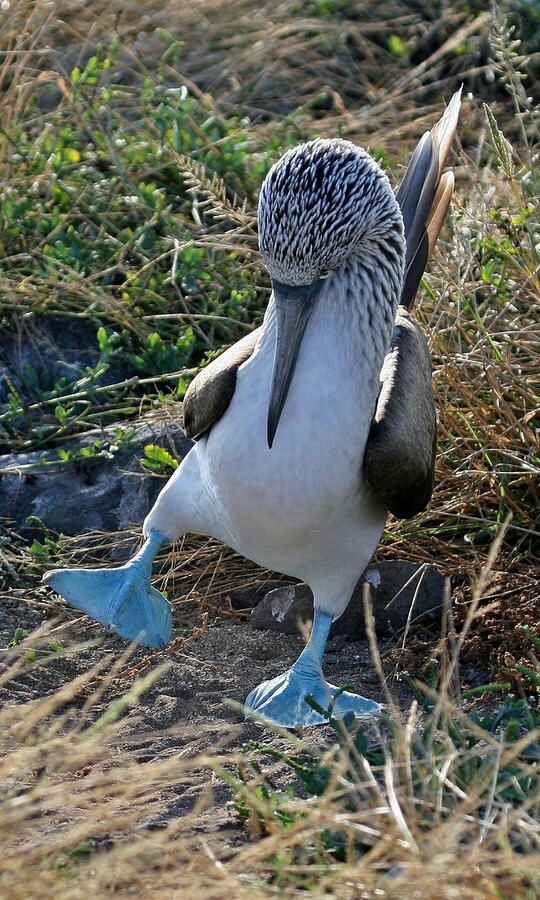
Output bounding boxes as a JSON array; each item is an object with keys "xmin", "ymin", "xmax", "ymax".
[
  {"xmin": 225, "ymin": 579, "xmax": 289, "ymax": 612},
  {"xmin": 250, "ymin": 560, "xmax": 447, "ymax": 640},
  {"xmin": 250, "ymin": 583, "xmax": 312, "ymax": 632}
]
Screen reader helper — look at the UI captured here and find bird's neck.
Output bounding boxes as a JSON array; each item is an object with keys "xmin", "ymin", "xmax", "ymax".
[
  {"xmin": 302, "ymin": 237, "xmax": 403, "ymax": 380},
  {"xmin": 333, "ymin": 246, "xmax": 401, "ymax": 342},
  {"xmin": 264, "ymin": 214, "xmax": 404, "ymax": 352},
  {"xmin": 258, "ymin": 244, "xmax": 402, "ymax": 421}
]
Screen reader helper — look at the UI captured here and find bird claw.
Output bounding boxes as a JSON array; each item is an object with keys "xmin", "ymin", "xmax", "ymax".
[{"xmin": 245, "ymin": 668, "xmax": 381, "ymax": 728}]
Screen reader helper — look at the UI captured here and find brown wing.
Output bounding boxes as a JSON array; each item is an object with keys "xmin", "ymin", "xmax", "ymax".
[
  {"xmin": 364, "ymin": 91, "xmax": 461, "ymax": 517},
  {"xmin": 364, "ymin": 307, "xmax": 436, "ymax": 519},
  {"xmin": 182, "ymin": 327, "xmax": 261, "ymax": 439}
]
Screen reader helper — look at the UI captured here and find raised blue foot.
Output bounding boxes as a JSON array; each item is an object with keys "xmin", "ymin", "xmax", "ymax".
[
  {"xmin": 245, "ymin": 608, "xmax": 381, "ymax": 727},
  {"xmin": 43, "ymin": 530, "xmax": 172, "ymax": 648}
]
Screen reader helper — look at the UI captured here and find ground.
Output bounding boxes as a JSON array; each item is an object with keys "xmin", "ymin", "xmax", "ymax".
[
  {"xmin": 0, "ymin": 0, "xmax": 538, "ymax": 896},
  {"xmin": 0, "ymin": 583, "xmax": 415, "ymax": 859}
]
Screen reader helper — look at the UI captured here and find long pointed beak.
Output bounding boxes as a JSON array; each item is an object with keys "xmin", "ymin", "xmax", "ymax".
[{"xmin": 267, "ymin": 278, "xmax": 324, "ymax": 448}]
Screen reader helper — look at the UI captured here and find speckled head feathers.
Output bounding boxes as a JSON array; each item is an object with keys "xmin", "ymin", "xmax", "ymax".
[{"xmin": 258, "ymin": 138, "xmax": 403, "ymax": 286}]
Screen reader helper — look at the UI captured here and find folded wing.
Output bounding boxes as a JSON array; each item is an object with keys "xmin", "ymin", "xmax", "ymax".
[
  {"xmin": 182, "ymin": 327, "xmax": 261, "ymax": 439},
  {"xmin": 364, "ymin": 89, "xmax": 461, "ymax": 518}
]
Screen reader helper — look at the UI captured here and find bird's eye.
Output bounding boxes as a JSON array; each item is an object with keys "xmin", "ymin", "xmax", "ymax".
[{"xmin": 320, "ymin": 270, "xmax": 331, "ymax": 280}]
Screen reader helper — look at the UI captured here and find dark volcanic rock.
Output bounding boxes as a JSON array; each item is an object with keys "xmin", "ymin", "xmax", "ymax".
[
  {"xmin": 251, "ymin": 583, "xmax": 312, "ymax": 632},
  {"xmin": 250, "ymin": 560, "xmax": 447, "ymax": 639},
  {"xmin": 0, "ymin": 315, "xmax": 124, "ymax": 410},
  {"xmin": 225, "ymin": 580, "xmax": 292, "ymax": 612},
  {"xmin": 0, "ymin": 411, "xmax": 192, "ymax": 537}
]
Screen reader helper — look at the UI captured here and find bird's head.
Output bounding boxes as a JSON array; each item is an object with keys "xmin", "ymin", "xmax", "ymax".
[
  {"xmin": 259, "ymin": 138, "xmax": 399, "ymax": 285},
  {"xmin": 258, "ymin": 138, "xmax": 403, "ymax": 447}
]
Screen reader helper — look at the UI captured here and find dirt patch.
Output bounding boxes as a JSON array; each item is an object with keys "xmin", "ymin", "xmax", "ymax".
[
  {"xmin": 0, "ymin": 590, "xmax": 396, "ymax": 717},
  {"xmin": 0, "ymin": 588, "xmax": 416, "ymax": 836},
  {"xmin": 0, "ymin": 561, "xmax": 535, "ymax": 887}
]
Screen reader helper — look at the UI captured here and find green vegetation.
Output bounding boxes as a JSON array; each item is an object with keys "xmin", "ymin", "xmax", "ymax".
[
  {"xmin": 0, "ymin": 39, "xmax": 270, "ymax": 451},
  {"xmin": 233, "ymin": 689, "xmax": 539, "ymax": 872},
  {"xmin": 0, "ymin": 0, "xmax": 538, "ymax": 897},
  {"xmin": 140, "ymin": 442, "xmax": 179, "ymax": 474}
]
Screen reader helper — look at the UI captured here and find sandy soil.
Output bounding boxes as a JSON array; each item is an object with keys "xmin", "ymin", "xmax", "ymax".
[{"xmin": 0, "ymin": 586, "xmax": 419, "ymax": 842}]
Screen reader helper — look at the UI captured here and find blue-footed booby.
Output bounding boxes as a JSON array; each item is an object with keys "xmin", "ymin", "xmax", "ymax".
[{"xmin": 44, "ymin": 91, "xmax": 461, "ymax": 727}]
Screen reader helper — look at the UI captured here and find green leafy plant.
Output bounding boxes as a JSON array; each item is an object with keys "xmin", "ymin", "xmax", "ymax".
[
  {"xmin": 229, "ymin": 677, "xmax": 539, "ymax": 872},
  {"xmin": 7, "ymin": 628, "xmax": 29, "ymax": 648},
  {"xmin": 24, "ymin": 517, "xmax": 65, "ymax": 569},
  {"xmin": 140, "ymin": 443, "xmax": 179, "ymax": 475},
  {"xmin": 129, "ymin": 330, "xmax": 195, "ymax": 376},
  {"xmin": 56, "ymin": 428, "xmax": 136, "ymax": 465}
]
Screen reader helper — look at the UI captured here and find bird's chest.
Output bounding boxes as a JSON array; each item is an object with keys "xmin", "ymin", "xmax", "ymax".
[{"xmin": 201, "ymin": 297, "xmax": 388, "ymax": 546}]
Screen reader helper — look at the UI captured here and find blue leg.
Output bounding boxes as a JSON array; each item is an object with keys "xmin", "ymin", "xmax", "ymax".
[
  {"xmin": 42, "ymin": 530, "xmax": 172, "ymax": 648},
  {"xmin": 245, "ymin": 609, "xmax": 381, "ymax": 727}
]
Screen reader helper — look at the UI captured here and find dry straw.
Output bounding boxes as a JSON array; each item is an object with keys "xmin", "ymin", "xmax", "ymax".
[{"xmin": 0, "ymin": 1, "xmax": 538, "ymax": 897}]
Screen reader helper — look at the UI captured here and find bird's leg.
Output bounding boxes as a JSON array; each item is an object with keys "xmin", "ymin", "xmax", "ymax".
[
  {"xmin": 43, "ymin": 529, "xmax": 172, "ymax": 648},
  {"xmin": 245, "ymin": 608, "xmax": 381, "ymax": 727}
]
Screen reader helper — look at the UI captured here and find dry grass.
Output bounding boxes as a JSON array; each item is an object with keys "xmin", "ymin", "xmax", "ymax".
[
  {"xmin": 0, "ymin": 0, "xmax": 539, "ymax": 896},
  {"xmin": 0, "ymin": 558, "xmax": 538, "ymax": 898}
]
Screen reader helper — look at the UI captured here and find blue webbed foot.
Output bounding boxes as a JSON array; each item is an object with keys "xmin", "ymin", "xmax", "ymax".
[
  {"xmin": 43, "ymin": 530, "xmax": 171, "ymax": 648},
  {"xmin": 245, "ymin": 607, "xmax": 381, "ymax": 727},
  {"xmin": 245, "ymin": 670, "xmax": 381, "ymax": 728}
]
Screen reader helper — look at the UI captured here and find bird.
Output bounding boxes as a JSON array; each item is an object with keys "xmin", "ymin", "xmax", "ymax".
[{"xmin": 44, "ymin": 90, "xmax": 461, "ymax": 728}]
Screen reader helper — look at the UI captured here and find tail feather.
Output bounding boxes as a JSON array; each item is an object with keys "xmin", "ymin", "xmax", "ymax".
[
  {"xmin": 426, "ymin": 170, "xmax": 455, "ymax": 257},
  {"xmin": 397, "ymin": 87, "xmax": 462, "ymax": 308},
  {"xmin": 396, "ymin": 131, "xmax": 433, "ymax": 239}
]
